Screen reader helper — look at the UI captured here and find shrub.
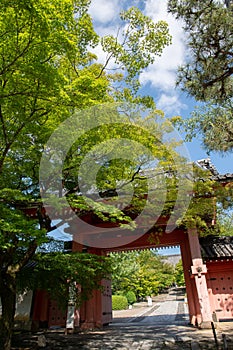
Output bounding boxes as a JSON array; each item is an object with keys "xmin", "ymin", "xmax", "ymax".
[
  {"xmin": 112, "ymin": 295, "xmax": 128, "ymax": 310},
  {"xmin": 125, "ymin": 291, "xmax": 137, "ymax": 305}
]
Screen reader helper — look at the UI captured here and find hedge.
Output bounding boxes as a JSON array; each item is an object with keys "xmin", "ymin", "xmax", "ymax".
[
  {"xmin": 112, "ymin": 295, "xmax": 128, "ymax": 310},
  {"xmin": 125, "ymin": 291, "xmax": 137, "ymax": 305}
]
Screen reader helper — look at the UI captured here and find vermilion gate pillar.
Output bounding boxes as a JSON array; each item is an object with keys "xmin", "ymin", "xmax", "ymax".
[{"xmin": 181, "ymin": 228, "xmax": 213, "ymax": 328}]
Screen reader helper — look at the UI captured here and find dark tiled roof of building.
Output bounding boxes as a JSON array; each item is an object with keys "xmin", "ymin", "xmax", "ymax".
[
  {"xmin": 199, "ymin": 236, "xmax": 233, "ymax": 259},
  {"xmin": 196, "ymin": 158, "xmax": 219, "ymax": 176},
  {"xmin": 212, "ymin": 173, "xmax": 233, "ymax": 183},
  {"xmin": 196, "ymin": 158, "xmax": 233, "ymax": 183}
]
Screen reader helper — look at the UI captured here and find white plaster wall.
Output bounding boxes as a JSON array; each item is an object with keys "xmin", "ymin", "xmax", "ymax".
[
  {"xmin": 0, "ymin": 290, "xmax": 33, "ymax": 320},
  {"xmin": 15, "ymin": 290, "xmax": 33, "ymax": 320}
]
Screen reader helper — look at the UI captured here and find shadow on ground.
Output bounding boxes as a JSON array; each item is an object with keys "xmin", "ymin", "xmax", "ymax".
[{"xmin": 11, "ymin": 323, "xmax": 233, "ymax": 350}]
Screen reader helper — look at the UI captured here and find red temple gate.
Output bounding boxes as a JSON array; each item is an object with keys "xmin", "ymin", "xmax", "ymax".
[
  {"xmin": 72, "ymin": 226, "xmax": 213, "ymax": 329},
  {"xmin": 30, "ymin": 225, "xmax": 233, "ymax": 331}
]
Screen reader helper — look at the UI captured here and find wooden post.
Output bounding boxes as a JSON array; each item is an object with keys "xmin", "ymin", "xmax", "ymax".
[
  {"xmin": 180, "ymin": 238, "xmax": 200, "ymax": 326},
  {"xmin": 188, "ymin": 228, "xmax": 213, "ymax": 328}
]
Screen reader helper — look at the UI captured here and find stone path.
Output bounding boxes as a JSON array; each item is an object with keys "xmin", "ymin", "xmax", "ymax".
[
  {"xmin": 12, "ymin": 289, "xmax": 233, "ymax": 350},
  {"xmin": 113, "ymin": 287, "xmax": 189, "ymax": 326},
  {"xmin": 12, "ymin": 323, "xmax": 233, "ymax": 350},
  {"xmin": 140, "ymin": 291, "xmax": 189, "ymax": 325}
]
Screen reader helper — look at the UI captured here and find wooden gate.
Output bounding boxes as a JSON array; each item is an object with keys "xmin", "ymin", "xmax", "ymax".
[
  {"xmin": 101, "ymin": 279, "xmax": 112, "ymax": 325},
  {"xmin": 48, "ymin": 300, "xmax": 67, "ymax": 328},
  {"xmin": 206, "ymin": 261, "xmax": 233, "ymax": 321}
]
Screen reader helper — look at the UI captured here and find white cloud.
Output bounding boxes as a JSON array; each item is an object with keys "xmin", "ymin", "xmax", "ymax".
[
  {"xmin": 88, "ymin": 0, "xmax": 121, "ymax": 24},
  {"xmin": 92, "ymin": 24, "xmax": 118, "ymax": 38},
  {"xmin": 140, "ymin": 0, "xmax": 186, "ymax": 91},
  {"xmin": 141, "ymin": 68, "xmax": 176, "ymax": 91},
  {"xmin": 156, "ymin": 94, "xmax": 186, "ymax": 116}
]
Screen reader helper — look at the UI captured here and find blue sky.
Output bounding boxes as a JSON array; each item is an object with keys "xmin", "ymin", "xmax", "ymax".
[
  {"xmin": 157, "ymin": 246, "xmax": 180, "ymax": 256},
  {"xmin": 88, "ymin": 0, "xmax": 233, "ymax": 175}
]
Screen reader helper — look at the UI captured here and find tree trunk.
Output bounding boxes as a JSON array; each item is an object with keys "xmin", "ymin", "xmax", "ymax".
[{"xmin": 0, "ymin": 272, "xmax": 17, "ymax": 350}]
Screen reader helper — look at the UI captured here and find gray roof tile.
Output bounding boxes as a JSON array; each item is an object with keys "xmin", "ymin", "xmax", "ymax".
[{"xmin": 200, "ymin": 236, "xmax": 233, "ymax": 259}]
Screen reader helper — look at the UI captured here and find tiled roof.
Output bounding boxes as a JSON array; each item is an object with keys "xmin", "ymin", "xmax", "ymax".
[
  {"xmin": 196, "ymin": 158, "xmax": 219, "ymax": 176},
  {"xmin": 199, "ymin": 236, "xmax": 233, "ymax": 259},
  {"xmin": 212, "ymin": 173, "xmax": 233, "ymax": 183},
  {"xmin": 196, "ymin": 158, "xmax": 233, "ymax": 183}
]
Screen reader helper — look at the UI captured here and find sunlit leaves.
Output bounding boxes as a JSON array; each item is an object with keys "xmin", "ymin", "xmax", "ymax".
[
  {"xmin": 101, "ymin": 6, "xmax": 171, "ymax": 98},
  {"xmin": 110, "ymin": 250, "xmax": 174, "ymax": 299}
]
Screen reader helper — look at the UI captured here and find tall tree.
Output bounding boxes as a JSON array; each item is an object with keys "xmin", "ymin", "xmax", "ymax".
[
  {"xmin": 168, "ymin": 0, "xmax": 232, "ymax": 102},
  {"xmin": 168, "ymin": 0, "xmax": 233, "ymax": 153},
  {"xmin": 0, "ymin": 1, "xmax": 111, "ymax": 347},
  {"xmin": 0, "ymin": 1, "xmax": 172, "ymax": 348}
]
